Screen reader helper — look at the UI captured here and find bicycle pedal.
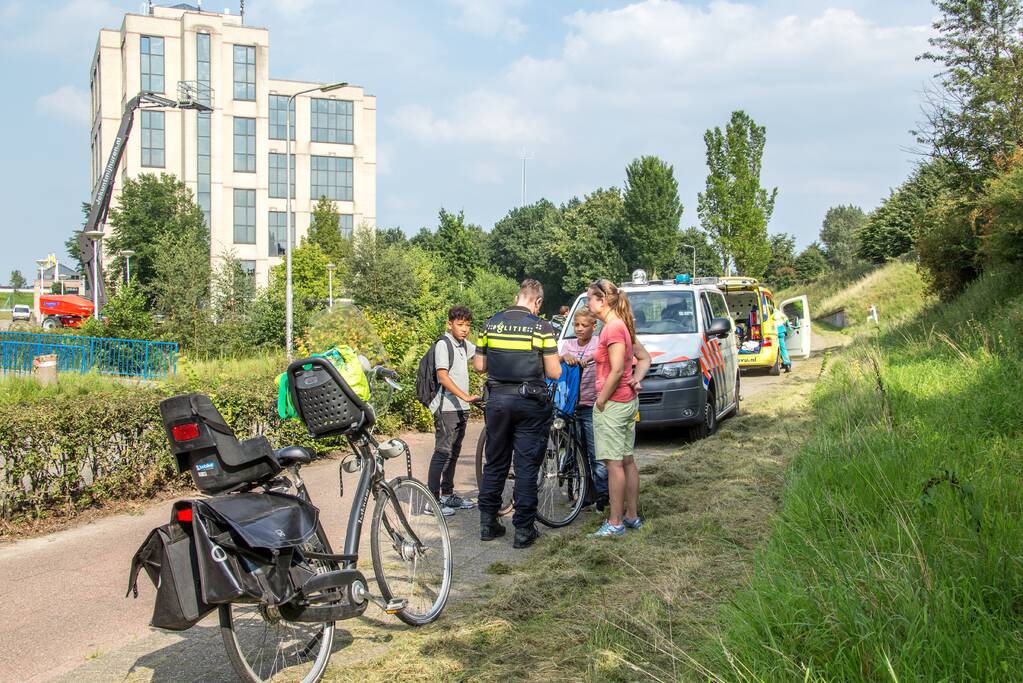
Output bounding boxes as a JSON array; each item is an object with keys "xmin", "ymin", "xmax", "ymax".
[{"xmin": 384, "ymin": 598, "xmax": 408, "ymax": 614}]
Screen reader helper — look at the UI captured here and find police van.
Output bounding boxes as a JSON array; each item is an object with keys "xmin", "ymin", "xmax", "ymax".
[{"xmin": 558, "ymin": 270, "xmax": 740, "ymax": 439}]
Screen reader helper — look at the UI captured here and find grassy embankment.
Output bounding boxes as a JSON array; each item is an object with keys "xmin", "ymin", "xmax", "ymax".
[
  {"xmin": 709, "ymin": 265, "xmax": 1023, "ymax": 680},
  {"xmin": 323, "ymin": 264, "xmax": 1021, "ymax": 681},
  {"xmin": 777, "ymin": 258, "xmax": 932, "ymax": 334}
]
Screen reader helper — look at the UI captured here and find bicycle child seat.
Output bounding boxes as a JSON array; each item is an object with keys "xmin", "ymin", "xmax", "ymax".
[{"xmin": 287, "ymin": 356, "xmax": 375, "ymax": 438}]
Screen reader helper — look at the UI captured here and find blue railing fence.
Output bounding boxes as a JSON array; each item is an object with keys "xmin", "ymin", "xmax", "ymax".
[{"xmin": 0, "ymin": 332, "xmax": 177, "ymax": 379}]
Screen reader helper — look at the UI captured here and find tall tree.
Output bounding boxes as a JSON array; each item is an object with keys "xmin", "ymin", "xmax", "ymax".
[
  {"xmin": 553, "ymin": 188, "xmax": 629, "ymax": 301},
  {"xmin": 765, "ymin": 232, "xmax": 797, "ymax": 287},
  {"xmin": 622, "ymin": 156, "xmax": 684, "ymax": 275},
  {"xmin": 794, "ymin": 243, "xmax": 829, "ymax": 282},
  {"xmin": 9, "ymin": 270, "xmax": 26, "ymax": 291},
  {"xmin": 488, "ymin": 199, "xmax": 561, "ymax": 284},
  {"xmin": 150, "ymin": 224, "xmax": 212, "ymax": 351},
  {"xmin": 697, "ymin": 110, "xmax": 778, "ymax": 277},
  {"xmin": 433, "ymin": 209, "xmax": 482, "ymax": 283},
  {"xmin": 856, "ymin": 161, "xmax": 951, "ymax": 263},
  {"xmin": 916, "ymin": 0, "xmax": 1023, "ymax": 188},
  {"xmin": 819, "ymin": 205, "xmax": 866, "ymax": 270},
  {"xmin": 676, "ymin": 227, "xmax": 721, "ymax": 278},
  {"xmin": 106, "ymin": 173, "xmax": 206, "ymax": 292},
  {"xmin": 307, "ymin": 196, "xmax": 350, "ymax": 264}
]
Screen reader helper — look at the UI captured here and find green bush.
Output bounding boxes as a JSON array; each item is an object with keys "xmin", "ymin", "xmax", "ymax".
[
  {"xmin": 916, "ymin": 191, "xmax": 982, "ymax": 301},
  {"xmin": 978, "ymin": 152, "xmax": 1023, "ymax": 266},
  {"xmin": 0, "ymin": 368, "xmax": 321, "ymax": 526}
]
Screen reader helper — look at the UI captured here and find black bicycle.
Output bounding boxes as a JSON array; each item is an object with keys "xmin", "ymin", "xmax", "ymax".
[
  {"xmin": 134, "ymin": 357, "xmax": 452, "ymax": 683},
  {"xmin": 474, "ymin": 400, "xmax": 590, "ymax": 528}
]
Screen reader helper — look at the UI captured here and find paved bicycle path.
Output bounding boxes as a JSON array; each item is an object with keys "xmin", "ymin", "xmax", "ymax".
[{"xmin": 1, "ymin": 332, "xmax": 846, "ymax": 682}]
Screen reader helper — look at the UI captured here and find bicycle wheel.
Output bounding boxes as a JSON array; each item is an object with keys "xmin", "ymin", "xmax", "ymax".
[
  {"xmin": 371, "ymin": 476, "xmax": 452, "ymax": 626},
  {"xmin": 535, "ymin": 419, "xmax": 589, "ymax": 528},
  {"xmin": 474, "ymin": 430, "xmax": 514, "ymax": 516},
  {"xmin": 220, "ymin": 524, "xmax": 336, "ymax": 683}
]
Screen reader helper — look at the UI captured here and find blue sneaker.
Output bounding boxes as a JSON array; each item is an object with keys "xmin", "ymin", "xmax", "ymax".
[
  {"xmin": 587, "ymin": 520, "xmax": 625, "ymax": 538},
  {"xmin": 623, "ymin": 516, "xmax": 642, "ymax": 530}
]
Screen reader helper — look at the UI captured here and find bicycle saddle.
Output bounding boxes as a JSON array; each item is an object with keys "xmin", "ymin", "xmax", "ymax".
[{"xmin": 275, "ymin": 445, "xmax": 313, "ymax": 467}]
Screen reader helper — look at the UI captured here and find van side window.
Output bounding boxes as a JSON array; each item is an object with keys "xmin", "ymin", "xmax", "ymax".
[
  {"xmin": 708, "ymin": 291, "xmax": 729, "ymax": 320},
  {"xmin": 700, "ymin": 293, "xmax": 714, "ymax": 328}
]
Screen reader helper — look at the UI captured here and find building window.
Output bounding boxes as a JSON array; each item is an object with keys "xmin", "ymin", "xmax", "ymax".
[
  {"xmin": 233, "ymin": 45, "xmax": 256, "ymax": 100},
  {"xmin": 268, "ymin": 211, "xmax": 295, "ymax": 257},
  {"xmin": 196, "ymin": 33, "xmax": 212, "ymax": 227},
  {"xmin": 233, "ymin": 189, "xmax": 256, "ymax": 244},
  {"xmin": 310, "ymin": 156, "xmax": 352, "ymax": 201},
  {"xmin": 310, "ymin": 98, "xmax": 353, "ymax": 144},
  {"xmin": 141, "ymin": 36, "xmax": 164, "ymax": 93},
  {"xmin": 269, "ymin": 95, "xmax": 295, "ymax": 141},
  {"xmin": 339, "ymin": 214, "xmax": 353, "ymax": 238},
  {"xmin": 141, "ymin": 110, "xmax": 164, "ymax": 167},
  {"xmin": 233, "ymin": 117, "xmax": 256, "ymax": 172},
  {"xmin": 268, "ymin": 153, "xmax": 295, "ymax": 199}
]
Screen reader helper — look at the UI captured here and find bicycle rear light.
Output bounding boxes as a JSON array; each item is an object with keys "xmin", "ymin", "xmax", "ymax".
[{"xmin": 171, "ymin": 422, "xmax": 201, "ymax": 442}]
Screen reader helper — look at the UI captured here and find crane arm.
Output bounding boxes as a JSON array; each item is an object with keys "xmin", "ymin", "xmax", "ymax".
[{"xmin": 79, "ymin": 92, "xmax": 211, "ymax": 304}]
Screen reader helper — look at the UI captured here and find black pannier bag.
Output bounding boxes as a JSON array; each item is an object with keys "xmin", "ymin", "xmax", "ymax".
[
  {"xmin": 126, "ymin": 504, "xmax": 216, "ymax": 631},
  {"xmin": 191, "ymin": 492, "xmax": 320, "ymax": 606},
  {"xmin": 159, "ymin": 393, "xmax": 282, "ymax": 494},
  {"xmin": 128, "ymin": 494, "xmax": 321, "ymax": 629}
]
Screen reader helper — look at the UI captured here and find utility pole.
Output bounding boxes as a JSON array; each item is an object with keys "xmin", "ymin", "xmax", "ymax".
[{"xmin": 520, "ymin": 149, "xmax": 534, "ymax": 207}]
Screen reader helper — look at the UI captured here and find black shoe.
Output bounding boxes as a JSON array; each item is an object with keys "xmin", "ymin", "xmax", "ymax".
[
  {"xmin": 512, "ymin": 525, "xmax": 540, "ymax": 549},
  {"xmin": 783, "ymin": 364, "xmax": 792, "ymax": 373},
  {"xmin": 480, "ymin": 513, "xmax": 506, "ymax": 541}
]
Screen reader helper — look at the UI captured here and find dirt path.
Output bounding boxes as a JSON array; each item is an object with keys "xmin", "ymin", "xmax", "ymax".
[{"xmin": 2, "ymin": 328, "xmax": 849, "ymax": 682}]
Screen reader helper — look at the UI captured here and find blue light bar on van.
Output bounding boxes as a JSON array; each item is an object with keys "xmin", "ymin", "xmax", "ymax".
[{"xmin": 675, "ymin": 274, "xmax": 692, "ymax": 284}]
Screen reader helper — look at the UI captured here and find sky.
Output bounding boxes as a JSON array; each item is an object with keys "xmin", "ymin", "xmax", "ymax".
[{"xmin": 0, "ymin": 0, "xmax": 941, "ymax": 282}]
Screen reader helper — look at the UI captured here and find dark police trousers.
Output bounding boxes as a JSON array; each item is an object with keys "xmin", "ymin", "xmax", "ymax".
[{"xmin": 478, "ymin": 391, "xmax": 553, "ymax": 529}]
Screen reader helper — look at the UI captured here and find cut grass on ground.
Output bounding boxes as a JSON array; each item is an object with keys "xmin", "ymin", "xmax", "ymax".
[{"xmin": 320, "ymin": 360, "xmax": 825, "ymax": 682}]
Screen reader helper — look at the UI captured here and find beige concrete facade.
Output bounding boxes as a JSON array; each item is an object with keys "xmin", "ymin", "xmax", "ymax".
[{"xmin": 90, "ymin": 5, "xmax": 376, "ymax": 286}]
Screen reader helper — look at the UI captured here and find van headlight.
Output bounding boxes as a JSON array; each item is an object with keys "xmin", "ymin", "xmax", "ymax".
[{"xmin": 658, "ymin": 360, "xmax": 699, "ymax": 378}]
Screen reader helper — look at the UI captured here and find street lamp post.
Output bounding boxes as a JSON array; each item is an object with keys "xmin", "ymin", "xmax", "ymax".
[
  {"xmin": 326, "ymin": 262, "xmax": 336, "ymax": 308},
  {"xmin": 121, "ymin": 249, "xmax": 136, "ymax": 284},
  {"xmin": 681, "ymin": 243, "xmax": 697, "ymax": 278},
  {"xmin": 35, "ymin": 258, "xmax": 48, "ymax": 300},
  {"xmin": 83, "ymin": 229, "xmax": 105, "ymax": 318},
  {"xmin": 285, "ymin": 80, "xmax": 348, "ymax": 359}
]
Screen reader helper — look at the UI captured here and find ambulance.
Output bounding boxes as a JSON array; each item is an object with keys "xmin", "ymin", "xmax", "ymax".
[
  {"xmin": 697, "ymin": 276, "xmax": 811, "ymax": 375},
  {"xmin": 558, "ymin": 270, "xmax": 740, "ymax": 439}
]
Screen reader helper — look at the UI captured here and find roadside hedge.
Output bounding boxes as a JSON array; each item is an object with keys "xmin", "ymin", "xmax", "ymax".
[{"xmin": 0, "ymin": 377, "xmax": 321, "ymax": 525}]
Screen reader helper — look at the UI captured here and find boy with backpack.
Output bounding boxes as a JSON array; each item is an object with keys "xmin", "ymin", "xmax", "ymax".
[{"xmin": 420, "ymin": 306, "xmax": 479, "ymax": 516}]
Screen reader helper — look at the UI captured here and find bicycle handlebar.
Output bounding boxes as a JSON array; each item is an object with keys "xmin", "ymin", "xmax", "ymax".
[{"xmin": 370, "ymin": 365, "xmax": 402, "ymax": 391}]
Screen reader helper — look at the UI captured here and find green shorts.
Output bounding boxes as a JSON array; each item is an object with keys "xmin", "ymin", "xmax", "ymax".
[{"xmin": 593, "ymin": 397, "xmax": 638, "ymax": 461}]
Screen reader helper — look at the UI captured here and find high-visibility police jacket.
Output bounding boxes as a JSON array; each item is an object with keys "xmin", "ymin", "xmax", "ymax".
[{"xmin": 477, "ymin": 306, "xmax": 558, "ymax": 385}]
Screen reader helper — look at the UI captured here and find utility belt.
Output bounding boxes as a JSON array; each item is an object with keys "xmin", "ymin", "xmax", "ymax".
[{"xmin": 486, "ymin": 380, "xmax": 550, "ymax": 403}]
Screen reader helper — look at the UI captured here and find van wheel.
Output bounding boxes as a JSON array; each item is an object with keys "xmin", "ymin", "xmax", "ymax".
[
  {"xmin": 768, "ymin": 351, "xmax": 781, "ymax": 376},
  {"xmin": 688, "ymin": 389, "xmax": 717, "ymax": 440}
]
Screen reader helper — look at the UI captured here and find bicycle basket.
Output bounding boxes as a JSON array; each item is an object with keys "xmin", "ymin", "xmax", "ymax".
[{"xmin": 287, "ymin": 356, "xmax": 375, "ymax": 438}]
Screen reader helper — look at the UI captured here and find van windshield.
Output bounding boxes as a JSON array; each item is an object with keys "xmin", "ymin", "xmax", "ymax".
[{"xmin": 563, "ymin": 290, "xmax": 698, "ymax": 338}]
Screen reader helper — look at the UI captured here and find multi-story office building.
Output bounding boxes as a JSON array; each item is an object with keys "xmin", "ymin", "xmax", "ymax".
[{"xmin": 90, "ymin": 3, "xmax": 376, "ymax": 285}]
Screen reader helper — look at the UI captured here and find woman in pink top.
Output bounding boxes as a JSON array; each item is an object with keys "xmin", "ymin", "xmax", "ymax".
[{"xmin": 586, "ymin": 279, "xmax": 651, "ymax": 538}]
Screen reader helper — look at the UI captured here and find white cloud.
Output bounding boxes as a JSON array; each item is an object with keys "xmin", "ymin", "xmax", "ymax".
[
  {"xmin": 0, "ymin": 0, "xmax": 121, "ymax": 56},
  {"xmin": 387, "ymin": 0, "xmax": 935, "ymax": 244},
  {"xmin": 391, "ymin": 90, "xmax": 549, "ymax": 147},
  {"xmin": 36, "ymin": 85, "xmax": 90, "ymax": 125},
  {"xmin": 448, "ymin": 0, "xmax": 525, "ymax": 41}
]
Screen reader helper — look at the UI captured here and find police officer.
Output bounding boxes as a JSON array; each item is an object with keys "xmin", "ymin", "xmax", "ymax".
[{"xmin": 474, "ymin": 279, "xmax": 562, "ymax": 548}]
